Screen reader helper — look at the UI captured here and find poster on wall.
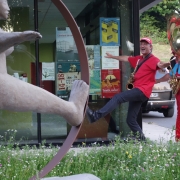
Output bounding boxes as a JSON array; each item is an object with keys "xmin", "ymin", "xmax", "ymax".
[
  {"xmin": 101, "ymin": 69, "xmax": 121, "ymax": 98},
  {"xmin": 56, "ymin": 27, "xmax": 81, "ymax": 99},
  {"xmin": 56, "ymin": 60, "xmax": 81, "ymax": 99},
  {"xmin": 85, "ymin": 45, "xmax": 101, "ymax": 95},
  {"xmin": 90, "ymin": 69, "xmax": 101, "ymax": 95},
  {"xmin": 57, "ymin": 72, "xmax": 81, "ymax": 99},
  {"xmin": 100, "ymin": 17, "xmax": 120, "ymax": 46},
  {"xmin": 56, "ymin": 27, "xmax": 78, "ymax": 53},
  {"xmin": 85, "ymin": 45, "xmax": 101, "ymax": 76},
  {"xmin": 94, "ymin": 45, "xmax": 101, "ymax": 69},
  {"xmin": 101, "ymin": 46, "xmax": 119, "ymax": 69},
  {"xmin": 42, "ymin": 62, "xmax": 55, "ymax": 81}
]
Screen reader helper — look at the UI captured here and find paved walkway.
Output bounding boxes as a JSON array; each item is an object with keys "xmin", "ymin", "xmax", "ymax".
[
  {"xmin": 143, "ymin": 122, "xmax": 175, "ymax": 143},
  {"xmin": 68, "ymin": 122, "xmax": 176, "ymax": 155}
]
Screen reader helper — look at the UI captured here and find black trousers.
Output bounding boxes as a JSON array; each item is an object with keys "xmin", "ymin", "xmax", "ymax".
[{"xmin": 94, "ymin": 88, "xmax": 148, "ymax": 135}]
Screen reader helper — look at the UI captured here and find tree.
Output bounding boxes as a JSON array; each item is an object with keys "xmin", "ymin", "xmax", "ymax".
[{"xmin": 140, "ymin": 0, "xmax": 180, "ymax": 44}]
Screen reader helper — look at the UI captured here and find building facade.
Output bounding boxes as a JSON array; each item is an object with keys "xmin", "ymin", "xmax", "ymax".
[{"xmin": 0, "ymin": 0, "xmax": 162, "ymax": 145}]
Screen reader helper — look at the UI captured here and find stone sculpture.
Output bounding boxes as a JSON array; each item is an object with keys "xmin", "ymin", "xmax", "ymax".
[
  {"xmin": 42, "ymin": 174, "xmax": 101, "ymax": 180},
  {"xmin": 0, "ymin": 0, "xmax": 89, "ymax": 127},
  {"xmin": 0, "ymin": 1, "xmax": 101, "ymax": 179}
]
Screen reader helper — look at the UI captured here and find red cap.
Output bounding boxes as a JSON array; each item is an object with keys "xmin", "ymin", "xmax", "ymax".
[{"xmin": 140, "ymin": 37, "xmax": 152, "ymax": 45}]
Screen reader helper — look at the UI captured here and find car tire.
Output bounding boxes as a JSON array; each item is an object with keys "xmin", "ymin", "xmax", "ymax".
[
  {"xmin": 142, "ymin": 110, "xmax": 149, "ymax": 113},
  {"xmin": 163, "ymin": 107, "xmax": 174, "ymax": 117}
]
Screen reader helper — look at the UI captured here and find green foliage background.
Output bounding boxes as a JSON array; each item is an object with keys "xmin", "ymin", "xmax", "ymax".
[{"xmin": 140, "ymin": 0, "xmax": 180, "ymax": 44}]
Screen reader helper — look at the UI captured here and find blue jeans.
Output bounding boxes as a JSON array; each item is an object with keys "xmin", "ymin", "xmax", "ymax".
[{"xmin": 94, "ymin": 88, "xmax": 148, "ymax": 135}]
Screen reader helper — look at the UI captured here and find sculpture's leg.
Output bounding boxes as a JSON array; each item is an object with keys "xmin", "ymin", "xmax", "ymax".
[{"xmin": 0, "ymin": 73, "xmax": 89, "ymax": 126}]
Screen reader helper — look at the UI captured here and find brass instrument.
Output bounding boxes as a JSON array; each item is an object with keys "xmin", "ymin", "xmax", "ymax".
[
  {"xmin": 168, "ymin": 63, "xmax": 180, "ymax": 94},
  {"xmin": 126, "ymin": 60, "xmax": 139, "ymax": 90},
  {"xmin": 167, "ymin": 13, "xmax": 180, "ymax": 58},
  {"xmin": 169, "ymin": 77, "xmax": 180, "ymax": 95},
  {"xmin": 167, "ymin": 14, "xmax": 180, "ymax": 94},
  {"xmin": 126, "ymin": 73, "xmax": 135, "ymax": 90}
]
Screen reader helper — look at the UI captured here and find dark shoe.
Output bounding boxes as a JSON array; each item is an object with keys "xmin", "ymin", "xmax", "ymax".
[
  {"xmin": 127, "ymin": 133, "xmax": 146, "ymax": 142},
  {"xmin": 86, "ymin": 107, "xmax": 97, "ymax": 123},
  {"xmin": 140, "ymin": 134, "xmax": 146, "ymax": 142},
  {"xmin": 111, "ymin": 129, "xmax": 120, "ymax": 134},
  {"xmin": 109, "ymin": 116, "xmax": 119, "ymax": 134}
]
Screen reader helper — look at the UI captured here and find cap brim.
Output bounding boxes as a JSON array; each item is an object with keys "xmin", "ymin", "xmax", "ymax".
[{"xmin": 140, "ymin": 39, "xmax": 151, "ymax": 44}]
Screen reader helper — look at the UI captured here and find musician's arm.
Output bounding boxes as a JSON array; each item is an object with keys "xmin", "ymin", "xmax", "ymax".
[
  {"xmin": 157, "ymin": 61, "xmax": 170, "ymax": 69},
  {"xmin": 105, "ymin": 53, "xmax": 129, "ymax": 62},
  {"xmin": 155, "ymin": 74, "xmax": 171, "ymax": 83}
]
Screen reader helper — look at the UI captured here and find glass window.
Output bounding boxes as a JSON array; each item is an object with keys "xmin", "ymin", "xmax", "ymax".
[
  {"xmin": 0, "ymin": 0, "xmax": 134, "ymax": 145},
  {"xmin": 38, "ymin": 0, "xmax": 93, "ymax": 143},
  {"xmin": 0, "ymin": 0, "xmax": 37, "ymax": 144}
]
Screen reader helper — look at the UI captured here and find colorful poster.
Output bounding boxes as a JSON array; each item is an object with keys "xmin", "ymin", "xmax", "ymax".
[
  {"xmin": 57, "ymin": 72, "xmax": 81, "ymax": 99},
  {"xmin": 85, "ymin": 45, "xmax": 101, "ymax": 95},
  {"xmin": 56, "ymin": 60, "xmax": 81, "ymax": 99},
  {"xmin": 86, "ymin": 45, "xmax": 95, "ymax": 77},
  {"xmin": 56, "ymin": 61, "xmax": 80, "ymax": 74},
  {"xmin": 100, "ymin": 17, "xmax": 120, "ymax": 46},
  {"xmin": 90, "ymin": 69, "xmax": 101, "ymax": 95},
  {"xmin": 42, "ymin": 62, "xmax": 55, "ymax": 81},
  {"xmin": 56, "ymin": 27, "xmax": 81, "ymax": 99},
  {"xmin": 101, "ymin": 69, "xmax": 121, "ymax": 98},
  {"xmin": 85, "ymin": 45, "xmax": 101, "ymax": 75},
  {"xmin": 101, "ymin": 46, "xmax": 119, "ymax": 69}
]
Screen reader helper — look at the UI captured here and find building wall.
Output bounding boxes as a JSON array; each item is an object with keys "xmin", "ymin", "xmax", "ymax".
[{"xmin": 0, "ymin": 0, "xmax": 155, "ymax": 145}]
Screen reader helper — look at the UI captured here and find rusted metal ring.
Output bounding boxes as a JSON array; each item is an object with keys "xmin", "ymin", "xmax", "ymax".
[{"xmin": 30, "ymin": 0, "xmax": 89, "ymax": 179}]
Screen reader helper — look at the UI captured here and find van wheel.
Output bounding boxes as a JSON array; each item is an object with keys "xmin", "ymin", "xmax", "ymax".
[
  {"xmin": 142, "ymin": 110, "xmax": 149, "ymax": 113},
  {"xmin": 163, "ymin": 107, "xmax": 174, "ymax": 117}
]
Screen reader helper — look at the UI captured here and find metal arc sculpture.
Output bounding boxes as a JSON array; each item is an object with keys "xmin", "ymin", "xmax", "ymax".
[{"xmin": 30, "ymin": 0, "xmax": 89, "ymax": 179}]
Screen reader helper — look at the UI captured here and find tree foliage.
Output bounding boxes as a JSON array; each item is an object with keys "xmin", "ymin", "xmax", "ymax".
[{"xmin": 140, "ymin": 0, "xmax": 180, "ymax": 44}]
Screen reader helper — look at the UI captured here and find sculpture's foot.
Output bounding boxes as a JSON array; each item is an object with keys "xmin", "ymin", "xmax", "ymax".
[{"xmin": 67, "ymin": 80, "xmax": 89, "ymax": 126}]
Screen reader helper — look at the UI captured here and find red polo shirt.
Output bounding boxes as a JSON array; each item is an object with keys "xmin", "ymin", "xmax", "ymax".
[{"xmin": 128, "ymin": 54, "xmax": 160, "ymax": 98}]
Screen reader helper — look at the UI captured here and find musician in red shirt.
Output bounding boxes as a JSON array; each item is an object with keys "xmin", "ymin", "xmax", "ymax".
[{"xmin": 86, "ymin": 37, "xmax": 170, "ymax": 141}]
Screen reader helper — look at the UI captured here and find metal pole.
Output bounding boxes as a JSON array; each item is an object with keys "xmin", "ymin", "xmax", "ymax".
[
  {"xmin": 133, "ymin": 0, "xmax": 142, "ymax": 129},
  {"xmin": 133, "ymin": 0, "xmax": 140, "ymax": 56},
  {"xmin": 34, "ymin": 0, "xmax": 41, "ymax": 144}
]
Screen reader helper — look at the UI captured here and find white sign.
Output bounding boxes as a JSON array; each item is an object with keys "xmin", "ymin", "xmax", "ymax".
[
  {"xmin": 101, "ymin": 46, "xmax": 119, "ymax": 69},
  {"xmin": 42, "ymin": 62, "xmax": 55, "ymax": 81}
]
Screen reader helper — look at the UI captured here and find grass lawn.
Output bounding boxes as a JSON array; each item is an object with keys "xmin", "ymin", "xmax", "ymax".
[
  {"xmin": 152, "ymin": 44, "xmax": 172, "ymax": 62},
  {"xmin": 0, "ymin": 130, "xmax": 179, "ymax": 180}
]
